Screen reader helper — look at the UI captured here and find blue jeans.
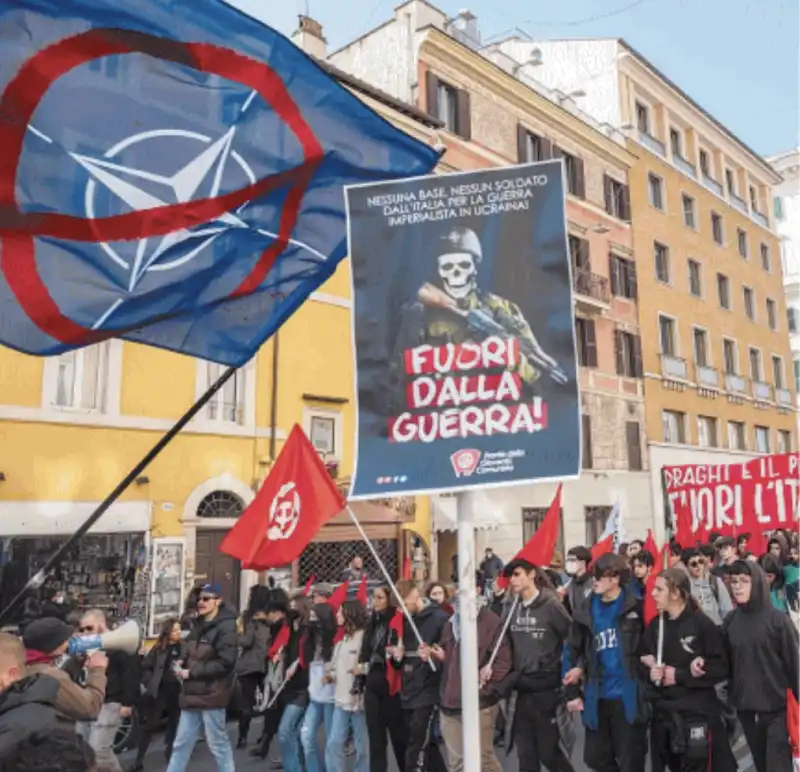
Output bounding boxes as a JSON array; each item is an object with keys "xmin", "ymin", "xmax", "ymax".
[
  {"xmin": 278, "ymin": 703, "xmax": 307, "ymax": 772},
  {"xmin": 165, "ymin": 709, "xmax": 234, "ymax": 772},
  {"xmin": 300, "ymin": 700, "xmax": 335, "ymax": 772},
  {"xmin": 325, "ymin": 707, "xmax": 368, "ymax": 772}
]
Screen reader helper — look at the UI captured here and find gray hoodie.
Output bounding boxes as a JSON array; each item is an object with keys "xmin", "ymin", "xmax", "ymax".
[{"xmin": 689, "ymin": 574, "xmax": 733, "ymax": 625}]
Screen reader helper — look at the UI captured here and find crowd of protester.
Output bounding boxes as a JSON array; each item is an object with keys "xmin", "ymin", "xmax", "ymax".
[{"xmin": 0, "ymin": 530, "xmax": 796, "ymax": 772}]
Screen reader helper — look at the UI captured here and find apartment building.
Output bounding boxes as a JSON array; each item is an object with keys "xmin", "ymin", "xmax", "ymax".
[
  {"xmin": 491, "ymin": 38, "xmax": 797, "ymax": 529},
  {"xmin": 329, "ymin": 1, "xmax": 653, "ymax": 563}
]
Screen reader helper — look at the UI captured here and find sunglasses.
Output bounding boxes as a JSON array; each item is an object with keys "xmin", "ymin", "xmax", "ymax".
[
  {"xmin": 688, "ymin": 559, "xmax": 705, "ymax": 568},
  {"xmin": 198, "ymin": 595, "xmax": 218, "ymax": 602}
]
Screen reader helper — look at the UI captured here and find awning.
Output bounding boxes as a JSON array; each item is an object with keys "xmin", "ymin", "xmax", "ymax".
[{"xmin": 0, "ymin": 500, "xmax": 152, "ymax": 537}]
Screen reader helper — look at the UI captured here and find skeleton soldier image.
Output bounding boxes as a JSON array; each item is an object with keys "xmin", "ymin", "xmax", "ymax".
[{"xmin": 389, "ymin": 225, "xmax": 567, "ymax": 412}]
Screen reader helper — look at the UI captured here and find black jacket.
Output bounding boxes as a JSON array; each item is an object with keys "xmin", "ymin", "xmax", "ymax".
[
  {"xmin": 723, "ymin": 563, "xmax": 799, "ymax": 713},
  {"xmin": 105, "ymin": 651, "xmax": 139, "ymax": 707},
  {"xmin": 564, "ymin": 572, "xmax": 593, "ymax": 620},
  {"xmin": 359, "ymin": 608, "xmax": 394, "ymax": 695},
  {"xmin": 0, "ymin": 675, "xmax": 60, "ymax": 760},
  {"xmin": 505, "ymin": 589, "xmax": 571, "ymax": 694},
  {"xmin": 479, "ymin": 555, "xmax": 504, "ymax": 581},
  {"xmin": 279, "ymin": 616, "xmax": 309, "ymax": 708},
  {"xmin": 141, "ymin": 643, "xmax": 182, "ymax": 700},
  {"xmin": 640, "ymin": 603, "xmax": 728, "ymax": 714},
  {"xmin": 390, "ymin": 602, "xmax": 448, "ymax": 709},
  {"xmin": 181, "ymin": 603, "xmax": 238, "ymax": 710}
]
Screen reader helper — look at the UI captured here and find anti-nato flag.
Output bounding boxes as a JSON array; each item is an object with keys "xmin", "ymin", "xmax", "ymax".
[{"xmin": 0, "ymin": 0, "xmax": 440, "ymax": 366}]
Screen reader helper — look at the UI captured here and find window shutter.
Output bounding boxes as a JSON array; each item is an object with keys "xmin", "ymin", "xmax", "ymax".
[
  {"xmin": 582, "ymin": 414, "xmax": 593, "ymax": 469},
  {"xmin": 609, "ymin": 254, "xmax": 620, "ymax": 296},
  {"xmin": 516, "ymin": 124, "xmax": 528, "ymax": 163},
  {"xmin": 626, "ymin": 422, "xmax": 643, "ymax": 471},
  {"xmin": 585, "ymin": 319, "xmax": 598, "ymax": 368},
  {"xmin": 628, "ymin": 259, "xmax": 638, "ymax": 300},
  {"xmin": 551, "ymin": 144, "xmax": 563, "ymax": 159},
  {"xmin": 604, "ymin": 175, "xmax": 613, "ymax": 215},
  {"xmin": 574, "ymin": 157, "xmax": 586, "ymax": 199},
  {"xmin": 621, "ymin": 184, "xmax": 631, "ymax": 221},
  {"xmin": 633, "ymin": 334, "xmax": 643, "ymax": 377},
  {"xmin": 540, "ymin": 138, "xmax": 553, "ymax": 160},
  {"xmin": 578, "ymin": 238, "xmax": 590, "ymax": 270},
  {"xmin": 456, "ymin": 89, "xmax": 471, "ymax": 140},
  {"xmin": 614, "ymin": 330, "xmax": 624, "ymax": 376},
  {"xmin": 425, "ymin": 71, "xmax": 439, "ymax": 117}
]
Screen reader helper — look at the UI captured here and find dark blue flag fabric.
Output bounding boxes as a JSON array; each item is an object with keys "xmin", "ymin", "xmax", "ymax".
[{"xmin": 0, "ymin": 0, "xmax": 439, "ymax": 366}]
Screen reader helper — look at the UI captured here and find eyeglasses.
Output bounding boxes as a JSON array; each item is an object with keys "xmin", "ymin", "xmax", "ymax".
[
  {"xmin": 198, "ymin": 595, "xmax": 218, "ymax": 602},
  {"xmin": 688, "ymin": 560, "xmax": 705, "ymax": 568}
]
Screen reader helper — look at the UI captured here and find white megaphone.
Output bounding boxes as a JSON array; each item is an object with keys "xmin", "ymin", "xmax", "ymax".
[{"xmin": 67, "ymin": 619, "xmax": 142, "ymax": 657}]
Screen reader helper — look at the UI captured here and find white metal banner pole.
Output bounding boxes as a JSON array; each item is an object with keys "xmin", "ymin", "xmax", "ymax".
[{"xmin": 457, "ymin": 491, "xmax": 482, "ymax": 772}]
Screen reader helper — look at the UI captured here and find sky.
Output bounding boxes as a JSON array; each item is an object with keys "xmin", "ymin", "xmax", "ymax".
[{"xmin": 226, "ymin": 0, "xmax": 799, "ymax": 158}]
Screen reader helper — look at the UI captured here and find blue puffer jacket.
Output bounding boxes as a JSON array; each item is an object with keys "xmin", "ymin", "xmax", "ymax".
[{"xmin": 562, "ymin": 583, "xmax": 649, "ymax": 731}]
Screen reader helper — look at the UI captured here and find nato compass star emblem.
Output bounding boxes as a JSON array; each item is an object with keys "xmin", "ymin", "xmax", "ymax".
[{"xmin": 26, "ymin": 91, "xmax": 326, "ymax": 330}]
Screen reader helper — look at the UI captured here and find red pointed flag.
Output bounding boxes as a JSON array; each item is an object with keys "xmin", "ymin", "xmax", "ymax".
[
  {"xmin": 267, "ymin": 624, "xmax": 290, "ymax": 662},
  {"xmin": 329, "ymin": 580, "xmax": 350, "ymax": 613},
  {"xmin": 333, "ymin": 627, "xmax": 345, "ymax": 645},
  {"xmin": 644, "ymin": 542, "xmax": 667, "ymax": 625},
  {"xmin": 221, "ymin": 425, "xmax": 346, "ymax": 570},
  {"xmin": 302, "ymin": 574, "xmax": 316, "ymax": 597},
  {"xmin": 386, "ymin": 610, "xmax": 404, "ymax": 696},
  {"xmin": 356, "ymin": 575, "xmax": 368, "ymax": 606},
  {"xmin": 643, "ymin": 529, "xmax": 657, "ymax": 557},
  {"xmin": 591, "ymin": 533, "xmax": 615, "ymax": 561},
  {"xmin": 402, "ymin": 555, "xmax": 412, "ymax": 580},
  {"xmin": 787, "ymin": 689, "xmax": 799, "ymax": 760}
]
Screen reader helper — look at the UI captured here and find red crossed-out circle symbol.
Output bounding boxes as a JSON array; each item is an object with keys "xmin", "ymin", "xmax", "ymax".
[{"xmin": 0, "ymin": 29, "xmax": 324, "ymax": 345}]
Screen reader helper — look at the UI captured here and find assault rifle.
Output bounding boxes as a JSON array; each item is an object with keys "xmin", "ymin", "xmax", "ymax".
[{"xmin": 418, "ymin": 282, "xmax": 569, "ymax": 385}]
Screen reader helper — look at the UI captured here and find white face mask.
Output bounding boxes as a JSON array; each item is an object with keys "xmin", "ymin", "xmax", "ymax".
[{"xmin": 565, "ymin": 558, "xmax": 579, "ymax": 576}]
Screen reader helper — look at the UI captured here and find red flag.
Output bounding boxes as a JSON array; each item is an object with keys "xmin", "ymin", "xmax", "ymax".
[
  {"xmin": 787, "ymin": 689, "xmax": 799, "ymax": 759},
  {"xmin": 267, "ymin": 624, "xmax": 290, "ymax": 661},
  {"xmin": 333, "ymin": 627, "xmax": 345, "ymax": 645},
  {"xmin": 302, "ymin": 574, "xmax": 316, "ymax": 597},
  {"xmin": 386, "ymin": 610, "xmax": 404, "ymax": 696},
  {"xmin": 591, "ymin": 533, "xmax": 614, "ymax": 561},
  {"xmin": 329, "ymin": 580, "xmax": 349, "ymax": 612},
  {"xmin": 644, "ymin": 543, "xmax": 667, "ymax": 625},
  {"xmin": 643, "ymin": 529, "xmax": 657, "ymax": 557},
  {"xmin": 402, "ymin": 556, "xmax": 411, "ymax": 580},
  {"xmin": 356, "ymin": 575, "xmax": 368, "ymax": 606},
  {"xmin": 221, "ymin": 425, "xmax": 346, "ymax": 570}
]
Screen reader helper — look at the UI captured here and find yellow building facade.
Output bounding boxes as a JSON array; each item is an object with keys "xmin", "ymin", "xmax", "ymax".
[{"xmin": 0, "ymin": 50, "xmax": 439, "ymax": 631}]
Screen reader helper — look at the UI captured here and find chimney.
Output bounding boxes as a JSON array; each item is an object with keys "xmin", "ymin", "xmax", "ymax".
[
  {"xmin": 448, "ymin": 9, "xmax": 480, "ymax": 51},
  {"xmin": 291, "ymin": 14, "xmax": 327, "ymax": 59}
]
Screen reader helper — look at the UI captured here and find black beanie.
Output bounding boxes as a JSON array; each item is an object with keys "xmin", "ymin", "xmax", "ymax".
[{"xmin": 22, "ymin": 617, "xmax": 75, "ymax": 654}]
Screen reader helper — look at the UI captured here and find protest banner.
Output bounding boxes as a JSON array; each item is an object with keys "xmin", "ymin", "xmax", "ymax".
[
  {"xmin": 663, "ymin": 452, "xmax": 800, "ymax": 545},
  {"xmin": 345, "ymin": 161, "xmax": 580, "ymax": 498}
]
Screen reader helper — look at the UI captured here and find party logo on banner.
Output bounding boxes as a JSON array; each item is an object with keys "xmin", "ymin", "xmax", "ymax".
[{"xmin": 345, "ymin": 161, "xmax": 580, "ymax": 498}]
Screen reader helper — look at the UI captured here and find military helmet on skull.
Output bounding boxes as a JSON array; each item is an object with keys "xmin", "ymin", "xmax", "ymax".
[{"xmin": 440, "ymin": 225, "xmax": 482, "ymax": 262}]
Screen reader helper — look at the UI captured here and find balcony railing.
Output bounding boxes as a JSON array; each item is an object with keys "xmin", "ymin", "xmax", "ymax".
[
  {"xmin": 752, "ymin": 380, "xmax": 773, "ymax": 401},
  {"xmin": 696, "ymin": 364, "xmax": 719, "ymax": 388},
  {"xmin": 638, "ymin": 129, "xmax": 665, "ymax": 157},
  {"xmin": 725, "ymin": 373, "xmax": 747, "ymax": 394},
  {"xmin": 661, "ymin": 354, "xmax": 688, "ymax": 380},
  {"xmin": 752, "ymin": 209, "xmax": 769, "ymax": 229},
  {"xmin": 573, "ymin": 270, "xmax": 610, "ymax": 304},
  {"xmin": 702, "ymin": 173, "xmax": 723, "ymax": 197},
  {"xmin": 776, "ymin": 387, "xmax": 793, "ymax": 406},
  {"xmin": 730, "ymin": 192, "xmax": 748, "ymax": 214},
  {"xmin": 674, "ymin": 154, "xmax": 697, "ymax": 178}
]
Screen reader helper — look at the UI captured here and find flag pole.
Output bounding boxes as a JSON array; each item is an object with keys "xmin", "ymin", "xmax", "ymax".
[
  {"xmin": 0, "ymin": 365, "xmax": 239, "ymax": 626},
  {"xmin": 345, "ymin": 506, "xmax": 435, "ymax": 670}
]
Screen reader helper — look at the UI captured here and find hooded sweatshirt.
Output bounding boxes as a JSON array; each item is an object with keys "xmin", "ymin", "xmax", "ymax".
[
  {"xmin": 689, "ymin": 573, "xmax": 732, "ymax": 626},
  {"xmin": 723, "ymin": 563, "xmax": 799, "ymax": 713},
  {"xmin": 507, "ymin": 587, "xmax": 571, "ymax": 693},
  {"xmin": 564, "ymin": 571, "xmax": 593, "ymax": 620},
  {"xmin": 0, "ymin": 674, "xmax": 60, "ymax": 759},
  {"xmin": 359, "ymin": 607, "xmax": 395, "ymax": 695}
]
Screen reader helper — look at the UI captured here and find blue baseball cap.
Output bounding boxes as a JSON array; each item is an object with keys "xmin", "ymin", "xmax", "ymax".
[{"xmin": 200, "ymin": 583, "xmax": 223, "ymax": 598}]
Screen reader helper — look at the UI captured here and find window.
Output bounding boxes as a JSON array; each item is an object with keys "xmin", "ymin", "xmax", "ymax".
[
  {"xmin": 648, "ymin": 173, "xmax": 664, "ymax": 210},
  {"xmin": 615, "ymin": 330, "xmax": 643, "ymax": 377},
  {"xmin": 626, "ymin": 422, "xmax": 643, "ymax": 471},
  {"xmin": 697, "ymin": 415, "xmax": 718, "ymax": 448},
  {"xmin": 725, "ymin": 168, "xmax": 737, "ymax": 196},
  {"xmin": 749, "ymin": 185, "xmax": 759, "ymax": 212},
  {"xmin": 609, "ymin": 254, "xmax": 637, "ymax": 299},
  {"xmin": 688, "ymin": 259, "xmax": 702, "ymax": 297},
  {"xmin": 516, "ymin": 126, "xmax": 552, "ymax": 163},
  {"xmin": 654, "ymin": 242, "xmax": 670, "ymax": 283},
  {"xmin": 760, "ymin": 243, "xmax": 771, "ymax": 272},
  {"xmin": 585, "ymin": 505, "xmax": 610, "ymax": 545},
  {"xmin": 604, "ymin": 175, "xmax": 630, "ymax": 220},
  {"xmin": 197, "ymin": 490, "xmax": 244, "ymax": 519},
  {"xmin": 693, "ymin": 327, "xmax": 709, "ymax": 366},
  {"xmin": 426, "ymin": 72, "xmax": 470, "ymax": 139},
  {"xmin": 775, "ymin": 196, "xmax": 784, "ymax": 220},
  {"xmin": 635, "ymin": 101, "xmax": 650, "ymax": 133},
  {"xmin": 576, "ymin": 317, "xmax": 598, "ymax": 367},
  {"xmin": 662, "ymin": 410, "xmax": 686, "ymax": 443},
  {"xmin": 436, "ymin": 81, "xmax": 457, "ymax": 132},
  {"xmin": 206, "ymin": 362, "xmax": 243, "ymax": 422},
  {"xmin": 582, "ymin": 414, "xmax": 593, "ymax": 469},
  {"xmin": 789, "ymin": 307, "xmax": 799, "ymax": 333},
  {"xmin": 766, "ymin": 298, "xmax": 777, "ymax": 331},
  {"xmin": 711, "ymin": 212, "xmax": 724, "ymax": 244},
  {"xmin": 795, "ymin": 360, "xmax": 800, "ymax": 392},
  {"xmin": 737, "ymin": 229, "xmax": 748, "ymax": 258},
  {"xmin": 772, "ymin": 355, "xmax": 785, "ymax": 389},
  {"xmin": 723, "ymin": 339, "xmax": 737, "ymax": 374},
  {"xmin": 522, "ymin": 507, "xmax": 565, "ymax": 554},
  {"xmin": 309, "ymin": 414, "xmax": 336, "ymax": 455},
  {"xmin": 755, "ymin": 426, "xmax": 770, "ymax": 453},
  {"xmin": 728, "ymin": 421, "xmax": 746, "ymax": 450},
  {"xmin": 54, "ymin": 342, "xmax": 110, "ymax": 410},
  {"xmin": 699, "ymin": 149, "xmax": 710, "ymax": 177},
  {"xmin": 717, "ymin": 273, "xmax": 730, "ymax": 309},
  {"xmin": 670, "ymin": 128, "xmax": 683, "ymax": 157},
  {"xmin": 778, "ymin": 430, "xmax": 792, "ymax": 453},
  {"xmin": 561, "ymin": 150, "xmax": 585, "ymax": 198},
  {"xmin": 682, "ymin": 194, "xmax": 696, "ymax": 228},
  {"xmin": 659, "ymin": 315, "xmax": 676, "ymax": 356},
  {"xmin": 743, "ymin": 287, "xmax": 754, "ymax": 320},
  {"xmin": 749, "ymin": 347, "xmax": 762, "ymax": 381}
]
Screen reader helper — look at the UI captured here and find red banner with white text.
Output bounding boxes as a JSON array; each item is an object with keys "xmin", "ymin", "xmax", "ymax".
[{"xmin": 663, "ymin": 452, "xmax": 800, "ymax": 548}]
